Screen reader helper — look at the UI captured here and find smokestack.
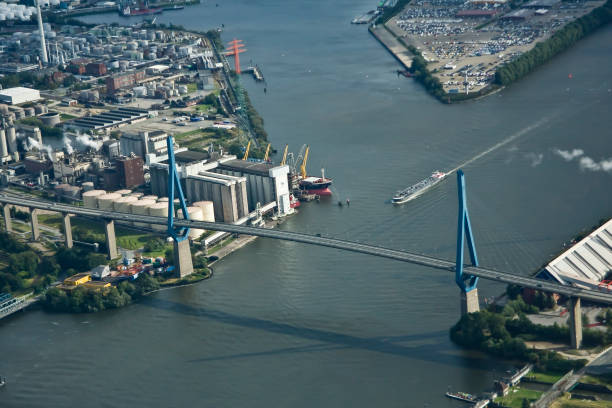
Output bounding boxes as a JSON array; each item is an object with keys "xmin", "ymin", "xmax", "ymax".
[{"xmin": 35, "ymin": 0, "xmax": 48, "ymax": 65}]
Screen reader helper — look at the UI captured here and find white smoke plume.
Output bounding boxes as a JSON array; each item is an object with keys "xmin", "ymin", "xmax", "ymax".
[
  {"xmin": 524, "ymin": 152, "xmax": 543, "ymax": 167},
  {"xmin": 553, "ymin": 147, "xmax": 612, "ymax": 174},
  {"xmin": 63, "ymin": 136, "xmax": 74, "ymax": 155},
  {"xmin": 76, "ymin": 134, "xmax": 101, "ymax": 151},
  {"xmin": 553, "ymin": 148, "xmax": 584, "ymax": 161},
  {"xmin": 26, "ymin": 137, "xmax": 55, "ymax": 162}
]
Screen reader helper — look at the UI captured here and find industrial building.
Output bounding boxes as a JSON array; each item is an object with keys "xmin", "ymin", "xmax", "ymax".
[
  {"xmin": 106, "ymin": 70, "xmax": 146, "ymax": 92},
  {"xmin": 537, "ymin": 219, "xmax": 612, "ymax": 290},
  {"xmin": 150, "ymin": 152, "xmax": 291, "ymax": 223},
  {"xmin": 66, "ymin": 107, "xmax": 150, "ymax": 131},
  {"xmin": 0, "ymin": 87, "xmax": 41, "ymax": 105},
  {"xmin": 120, "ymin": 130, "xmax": 169, "ymax": 159}
]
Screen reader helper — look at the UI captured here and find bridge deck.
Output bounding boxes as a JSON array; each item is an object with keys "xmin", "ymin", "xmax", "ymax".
[{"xmin": 2, "ymin": 193, "xmax": 612, "ymax": 304}]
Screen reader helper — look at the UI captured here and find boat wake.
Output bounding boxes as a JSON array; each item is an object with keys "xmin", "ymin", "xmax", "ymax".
[{"xmin": 449, "ymin": 116, "xmax": 552, "ymax": 173}]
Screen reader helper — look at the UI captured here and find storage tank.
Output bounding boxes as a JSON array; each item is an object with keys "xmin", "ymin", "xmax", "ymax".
[
  {"xmin": 6, "ymin": 127, "xmax": 16, "ymax": 153},
  {"xmin": 177, "ymin": 206, "xmax": 205, "ymax": 240},
  {"xmin": 40, "ymin": 112, "xmax": 60, "ymax": 127},
  {"xmin": 64, "ymin": 185, "xmax": 81, "ymax": 199},
  {"xmin": 97, "ymin": 192, "xmax": 121, "ymax": 211},
  {"xmin": 178, "ymin": 85, "xmax": 188, "ymax": 95},
  {"xmin": 133, "ymin": 86, "xmax": 147, "ymax": 97},
  {"xmin": 192, "ymin": 201, "xmax": 215, "ymax": 222},
  {"xmin": 131, "ymin": 199, "xmax": 155, "ymax": 227},
  {"xmin": 0, "ymin": 104, "xmax": 9, "ymax": 115},
  {"xmin": 128, "ymin": 192, "xmax": 143, "ymax": 199},
  {"xmin": 119, "ymin": 60, "xmax": 129, "ymax": 71},
  {"xmin": 24, "ymin": 107, "xmax": 35, "ymax": 117},
  {"xmin": 109, "ymin": 60, "xmax": 120, "ymax": 69},
  {"xmin": 34, "ymin": 104, "xmax": 44, "ymax": 115},
  {"xmin": 113, "ymin": 195, "xmax": 138, "ymax": 213},
  {"xmin": 0, "ymin": 129, "xmax": 7, "ymax": 158},
  {"xmin": 148, "ymin": 202, "xmax": 169, "ymax": 231},
  {"xmin": 82, "ymin": 181, "xmax": 94, "ymax": 192},
  {"xmin": 141, "ymin": 195, "xmax": 158, "ymax": 201},
  {"xmin": 157, "ymin": 197, "xmax": 169, "ymax": 203},
  {"xmin": 54, "ymin": 183, "xmax": 70, "ymax": 197},
  {"xmin": 115, "ymin": 189, "xmax": 132, "ymax": 196}
]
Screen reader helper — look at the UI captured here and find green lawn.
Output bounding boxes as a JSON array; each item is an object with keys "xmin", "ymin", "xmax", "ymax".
[
  {"xmin": 187, "ymin": 83, "xmax": 197, "ymax": 93},
  {"xmin": 60, "ymin": 113, "xmax": 77, "ymax": 121},
  {"xmin": 37, "ymin": 214, "xmax": 160, "ymax": 250},
  {"xmin": 580, "ymin": 374, "xmax": 612, "ymax": 389},
  {"xmin": 551, "ymin": 394, "xmax": 612, "ymax": 408},
  {"xmin": 527, "ymin": 370, "xmax": 565, "ymax": 384},
  {"xmin": 495, "ymin": 387, "xmax": 543, "ymax": 408}
]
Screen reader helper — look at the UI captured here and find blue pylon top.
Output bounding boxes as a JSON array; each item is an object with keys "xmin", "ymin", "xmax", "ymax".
[
  {"xmin": 455, "ymin": 169, "xmax": 479, "ymax": 292},
  {"xmin": 166, "ymin": 135, "xmax": 190, "ymax": 242}
]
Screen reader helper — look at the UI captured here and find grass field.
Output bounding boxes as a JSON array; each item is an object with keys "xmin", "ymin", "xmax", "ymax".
[
  {"xmin": 551, "ymin": 394, "xmax": 612, "ymax": 407},
  {"xmin": 527, "ymin": 370, "xmax": 565, "ymax": 384},
  {"xmin": 495, "ymin": 387, "xmax": 543, "ymax": 408}
]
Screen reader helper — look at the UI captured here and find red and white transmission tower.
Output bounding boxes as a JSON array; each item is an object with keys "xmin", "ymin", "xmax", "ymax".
[{"xmin": 225, "ymin": 39, "xmax": 246, "ymax": 74}]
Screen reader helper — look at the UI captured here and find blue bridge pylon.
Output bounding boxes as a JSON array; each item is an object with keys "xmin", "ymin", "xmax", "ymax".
[
  {"xmin": 166, "ymin": 135, "xmax": 190, "ymax": 242},
  {"xmin": 455, "ymin": 169, "xmax": 479, "ymax": 293}
]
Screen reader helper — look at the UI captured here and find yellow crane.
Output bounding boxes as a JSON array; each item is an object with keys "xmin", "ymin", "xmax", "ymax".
[
  {"xmin": 263, "ymin": 143, "xmax": 271, "ymax": 162},
  {"xmin": 242, "ymin": 140, "xmax": 251, "ymax": 160},
  {"xmin": 300, "ymin": 145, "xmax": 309, "ymax": 179},
  {"xmin": 280, "ymin": 144, "xmax": 289, "ymax": 166}
]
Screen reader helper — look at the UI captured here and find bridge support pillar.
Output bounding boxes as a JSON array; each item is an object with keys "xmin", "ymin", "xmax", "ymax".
[
  {"xmin": 173, "ymin": 239, "xmax": 194, "ymax": 278},
  {"xmin": 104, "ymin": 219, "xmax": 118, "ymax": 260},
  {"xmin": 461, "ymin": 288, "xmax": 480, "ymax": 315},
  {"xmin": 63, "ymin": 213, "xmax": 73, "ymax": 249},
  {"xmin": 2, "ymin": 205, "xmax": 11, "ymax": 232},
  {"xmin": 30, "ymin": 208, "xmax": 40, "ymax": 241},
  {"xmin": 569, "ymin": 297, "xmax": 582, "ymax": 349}
]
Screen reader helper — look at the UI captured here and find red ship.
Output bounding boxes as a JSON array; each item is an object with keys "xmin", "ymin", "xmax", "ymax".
[{"xmin": 297, "ymin": 146, "xmax": 332, "ymax": 196}]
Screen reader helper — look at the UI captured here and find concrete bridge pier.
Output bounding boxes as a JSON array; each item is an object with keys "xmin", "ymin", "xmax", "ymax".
[
  {"xmin": 62, "ymin": 213, "xmax": 73, "ymax": 249},
  {"xmin": 173, "ymin": 239, "xmax": 194, "ymax": 278},
  {"xmin": 461, "ymin": 288, "xmax": 480, "ymax": 315},
  {"xmin": 569, "ymin": 297, "xmax": 582, "ymax": 349},
  {"xmin": 104, "ymin": 219, "xmax": 118, "ymax": 260},
  {"xmin": 2, "ymin": 205, "xmax": 11, "ymax": 232},
  {"xmin": 30, "ymin": 208, "xmax": 40, "ymax": 241}
]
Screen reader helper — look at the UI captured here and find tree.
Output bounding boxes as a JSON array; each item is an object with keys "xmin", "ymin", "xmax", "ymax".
[{"xmin": 522, "ymin": 398, "xmax": 530, "ymax": 408}]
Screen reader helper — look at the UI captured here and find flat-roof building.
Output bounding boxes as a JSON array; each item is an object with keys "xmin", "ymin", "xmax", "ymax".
[{"xmin": 0, "ymin": 87, "xmax": 41, "ymax": 105}]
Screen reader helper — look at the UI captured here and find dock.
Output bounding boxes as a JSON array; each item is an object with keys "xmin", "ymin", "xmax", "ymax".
[
  {"xmin": 244, "ymin": 65, "xmax": 264, "ymax": 82},
  {"xmin": 351, "ymin": 11, "xmax": 378, "ymax": 24}
]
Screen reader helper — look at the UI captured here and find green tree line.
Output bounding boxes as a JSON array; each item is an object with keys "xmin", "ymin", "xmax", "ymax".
[{"xmin": 495, "ymin": 0, "xmax": 612, "ymax": 86}]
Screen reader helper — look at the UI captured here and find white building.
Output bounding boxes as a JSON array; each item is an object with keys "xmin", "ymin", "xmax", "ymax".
[{"xmin": 0, "ymin": 87, "xmax": 41, "ymax": 105}]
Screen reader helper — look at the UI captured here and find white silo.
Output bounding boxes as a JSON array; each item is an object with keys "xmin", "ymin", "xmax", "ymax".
[
  {"xmin": 157, "ymin": 197, "xmax": 169, "ymax": 203},
  {"xmin": 0, "ymin": 129, "xmax": 8, "ymax": 158},
  {"xmin": 97, "ymin": 192, "xmax": 121, "ymax": 211},
  {"xmin": 177, "ymin": 206, "xmax": 205, "ymax": 240},
  {"xmin": 82, "ymin": 181, "xmax": 94, "ymax": 192},
  {"xmin": 148, "ymin": 202, "xmax": 169, "ymax": 231},
  {"xmin": 131, "ymin": 199, "xmax": 155, "ymax": 227},
  {"xmin": 6, "ymin": 127, "xmax": 17, "ymax": 153},
  {"xmin": 141, "ymin": 195, "xmax": 158, "ymax": 201},
  {"xmin": 115, "ymin": 189, "xmax": 132, "ymax": 196},
  {"xmin": 114, "ymin": 195, "xmax": 138, "ymax": 213},
  {"xmin": 129, "ymin": 192, "xmax": 143, "ymax": 199},
  {"xmin": 192, "ymin": 201, "xmax": 215, "ymax": 222}
]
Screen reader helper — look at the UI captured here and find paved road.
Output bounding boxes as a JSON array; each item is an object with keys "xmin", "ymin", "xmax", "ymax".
[{"xmin": 2, "ymin": 193, "xmax": 612, "ymax": 304}]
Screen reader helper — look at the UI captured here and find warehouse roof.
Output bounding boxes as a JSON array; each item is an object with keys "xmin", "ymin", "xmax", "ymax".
[
  {"xmin": 538, "ymin": 219, "xmax": 612, "ymax": 289},
  {"xmin": 218, "ymin": 159, "xmax": 275, "ymax": 176}
]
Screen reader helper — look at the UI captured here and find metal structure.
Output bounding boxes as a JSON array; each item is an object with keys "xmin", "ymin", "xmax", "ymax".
[
  {"xmin": 35, "ymin": 0, "xmax": 48, "ymax": 65},
  {"xmin": 455, "ymin": 169, "xmax": 478, "ymax": 293},
  {"xmin": 166, "ymin": 135, "xmax": 190, "ymax": 242},
  {"xmin": 226, "ymin": 39, "xmax": 246, "ymax": 74}
]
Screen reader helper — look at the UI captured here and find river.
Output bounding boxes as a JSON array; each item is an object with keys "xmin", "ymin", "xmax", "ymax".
[{"xmin": 1, "ymin": 1, "xmax": 611, "ymax": 406}]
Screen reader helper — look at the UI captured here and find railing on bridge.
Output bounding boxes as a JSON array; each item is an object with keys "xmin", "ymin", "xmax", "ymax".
[{"xmin": 0, "ymin": 293, "xmax": 31, "ymax": 320}]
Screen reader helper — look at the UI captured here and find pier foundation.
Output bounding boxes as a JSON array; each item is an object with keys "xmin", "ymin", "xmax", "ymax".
[
  {"xmin": 173, "ymin": 239, "xmax": 194, "ymax": 278},
  {"xmin": 104, "ymin": 219, "xmax": 118, "ymax": 259},
  {"xmin": 63, "ymin": 213, "xmax": 73, "ymax": 249},
  {"xmin": 569, "ymin": 297, "xmax": 582, "ymax": 349},
  {"xmin": 2, "ymin": 205, "xmax": 11, "ymax": 232},
  {"xmin": 30, "ymin": 208, "xmax": 40, "ymax": 241},
  {"xmin": 461, "ymin": 288, "xmax": 480, "ymax": 315}
]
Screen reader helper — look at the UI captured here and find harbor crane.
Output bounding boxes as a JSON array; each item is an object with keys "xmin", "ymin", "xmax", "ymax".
[
  {"xmin": 280, "ymin": 144, "xmax": 289, "ymax": 166},
  {"xmin": 263, "ymin": 143, "xmax": 271, "ymax": 162},
  {"xmin": 300, "ymin": 145, "xmax": 310, "ymax": 179},
  {"xmin": 242, "ymin": 140, "xmax": 251, "ymax": 160}
]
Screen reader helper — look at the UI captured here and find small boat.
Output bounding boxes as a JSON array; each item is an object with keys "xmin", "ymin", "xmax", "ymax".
[
  {"xmin": 0, "ymin": 376, "xmax": 5, "ymax": 387},
  {"xmin": 445, "ymin": 391, "xmax": 476, "ymax": 402},
  {"xmin": 163, "ymin": 5, "xmax": 184, "ymax": 10}
]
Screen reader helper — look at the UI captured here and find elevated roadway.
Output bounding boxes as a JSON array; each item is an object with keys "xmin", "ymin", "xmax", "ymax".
[{"xmin": 2, "ymin": 193, "xmax": 612, "ymax": 305}]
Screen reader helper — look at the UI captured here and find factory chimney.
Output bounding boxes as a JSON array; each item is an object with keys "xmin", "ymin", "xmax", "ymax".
[{"xmin": 35, "ymin": 0, "xmax": 48, "ymax": 65}]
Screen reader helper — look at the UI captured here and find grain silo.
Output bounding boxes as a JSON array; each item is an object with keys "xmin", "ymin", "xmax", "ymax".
[
  {"xmin": 131, "ymin": 199, "xmax": 155, "ymax": 227},
  {"xmin": 97, "ymin": 193, "xmax": 121, "ymax": 211},
  {"xmin": 192, "ymin": 201, "xmax": 215, "ymax": 222},
  {"xmin": 141, "ymin": 195, "xmax": 158, "ymax": 202},
  {"xmin": 64, "ymin": 185, "xmax": 81, "ymax": 199},
  {"xmin": 148, "ymin": 202, "xmax": 169, "ymax": 231},
  {"xmin": 129, "ymin": 192, "xmax": 143, "ymax": 199},
  {"xmin": 157, "ymin": 197, "xmax": 169, "ymax": 203},
  {"xmin": 115, "ymin": 189, "xmax": 132, "ymax": 196},
  {"xmin": 177, "ymin": 206, "xmax": 205, "ymax": 240},
  {"xmin": 82, "ymin": 181, "xmax": 94, "ymax": 192},
  {"xmin": 83, "ymin": 189, "xmax": 105, "ymax": 208},
  {"xmin": 114, "ymin": 195, "xmax": 138, "ymax": 213},
  {"xmin": 54, "ymin": 183, "xmax": 70, "ymax": 197}
]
